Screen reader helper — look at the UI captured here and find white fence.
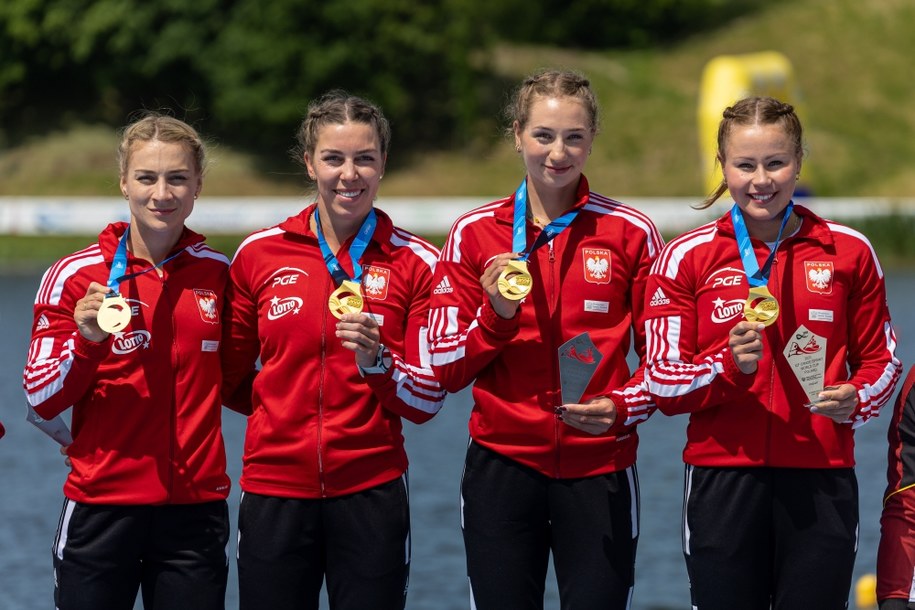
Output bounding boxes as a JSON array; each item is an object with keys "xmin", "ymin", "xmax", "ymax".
[{"xmin": 1, "ymin": 196, "xmax": 913, "ymax": 237}]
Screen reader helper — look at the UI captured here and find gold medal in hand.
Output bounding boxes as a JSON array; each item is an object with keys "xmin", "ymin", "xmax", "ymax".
[
  {"xmin": 744, "ymin": 285, "xmax": 779, "ymax": 326},
  {"xmin": 97, "ymin": 294, "xmax": 132, "ymax": 333},
  {"xmin": 328, "ymin": 279, "xmax": 364, "ymax": 319},
  {"xmin": 497, "ymin": 259, "xmax": 533, "ymax": 301}
]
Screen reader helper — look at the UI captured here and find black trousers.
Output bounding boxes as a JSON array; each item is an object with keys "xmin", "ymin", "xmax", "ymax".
[
  {"xmin": 461, "ymin": 441, "xmax": 639, "ymax": 610},
  {"xmin": 53, "ymin": 499, "xmax": 229, "ymax": 610},
  {"xmin": 683, "ymin": 465, "xmax": 858, "ymax": 610},
  {"xmin": 237, "ymin": 475, "xmax": 410, "ymax": 610}
]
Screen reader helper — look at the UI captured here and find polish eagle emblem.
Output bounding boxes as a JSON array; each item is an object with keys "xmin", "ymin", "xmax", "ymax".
[
  {"xmin": 193, "ymin": 289, "xmax": 219, "ymax": 323},
  {"xmin": 363, "ymin": 265, "xmax": 391, "ymax": 300},
  {"xmin": 582, "ymin": 248, "xmax": 611, "ymax": 284},
  {"xmin": 804, "ymin": 261, "xmax": 834, "ymax": 295}
]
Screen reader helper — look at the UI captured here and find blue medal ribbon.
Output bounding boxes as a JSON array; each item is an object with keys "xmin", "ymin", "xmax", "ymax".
[
  {"xmin": 511, "ymin": 179, "xmax": 580, "ymax": 260},
  {"xmin": 105, "ymin": 226, "xmax": 184, "ymax": 295},
  {"xmin": 730, "ymin": 201, "xmax": 794, "ymax": 288},
  {"xmin": 315, "ymin": 208, "xmax": 377, "ymax": 286}
]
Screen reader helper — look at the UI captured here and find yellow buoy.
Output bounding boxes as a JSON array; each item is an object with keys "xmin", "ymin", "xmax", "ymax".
[
  {"xmin": 697, "ymin": 51, "xmax": 810, "ymax": 196},
  {"xmin": 854, "ymin": 573, "xmax": 878, "ymax": 609}
]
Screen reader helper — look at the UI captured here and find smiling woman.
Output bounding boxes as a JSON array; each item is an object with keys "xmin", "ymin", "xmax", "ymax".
[
  {"xmin": 21, "ymin": 113, "xmax": 232, "ymax": 610},
  {"xmin": 219, "ymin": 90, "xmax": 446, "ymax": 610}
]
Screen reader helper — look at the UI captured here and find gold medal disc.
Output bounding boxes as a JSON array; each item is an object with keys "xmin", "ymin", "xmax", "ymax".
[
  {"xmin": 328, "ymin": 280, "xmax": 364, "ymax": 319},
  {"xmin": 744, "ymin": 285, "xmax": 780, "ymax": 327},
  {"xmin": 497, "ymin": 260, "xmax": 533, "ymax": 301},
  {"xmin": 97, "ymin": 294, "xmax": 132, "ymax": 333}
]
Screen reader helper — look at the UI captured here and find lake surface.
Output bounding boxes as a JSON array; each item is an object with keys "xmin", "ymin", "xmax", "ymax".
[{"xmin": 1, "ymin": 269, "xmax": 912, "ymax": 609}]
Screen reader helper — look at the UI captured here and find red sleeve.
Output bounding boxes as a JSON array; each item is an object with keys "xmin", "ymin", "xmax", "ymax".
[
  {"xmin": 427, "ymin": 223, "xmax": 519, "ymax": 394},
  {"xmin": 23, "ymin": 266, "xmax": 111, "ymax": 420},
  {"xmin": 364, "ymin": 238, "xmax": 446, "ymax": 424},
  {"xmin": 644, "ymin": 246, "xmax": 754, "ymax": 416},
  {"xmin": 844, "ymin": 243, "xmax": 901, "ymax": 427},
  {"xmin": 220, "ymin": 249, "xmax": 260, "ymax": 416}
]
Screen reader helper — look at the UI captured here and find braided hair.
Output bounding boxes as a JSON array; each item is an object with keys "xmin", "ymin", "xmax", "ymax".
[
  {"xmin": 698, "ymin": 96, "xmax": 804, "ymax": 209},
  {"xmin": 294, "ymin": 90, "xmax": 391, "ymax": 179}
]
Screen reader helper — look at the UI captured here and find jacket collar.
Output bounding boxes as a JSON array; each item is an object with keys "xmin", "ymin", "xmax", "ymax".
[
  {"xmin": 493, "ymin": 175, "xmax": 592, "ymax": 225},
  {"xmin": 715, "ymin": 203, "xmax": 834, "ymax": 247},
  {"xmin": 97, "ymin": 222, "xmax": 206, "ymax": 262},
  {"xmin": 279, "ymin": 202, "xmax": 395, "ymax": 250}
]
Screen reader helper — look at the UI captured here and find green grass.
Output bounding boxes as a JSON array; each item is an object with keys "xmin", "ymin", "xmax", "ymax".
[{"xmin": 1, "ymin": 0, "xmax": 914, "ymax": 199}]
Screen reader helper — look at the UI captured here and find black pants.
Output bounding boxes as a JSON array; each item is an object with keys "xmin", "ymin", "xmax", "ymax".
[
  {"xmin": 683, "ymin": 465, "xmax": 858, "ymax": 610},
  {"xmin": 53, "ymin": 499, "xmax": 229, "ymax": 610},
  {"xmin": 237, "ymin": 475, "xmax": 410, "ymax": 610},
  {"xmin": 461, "ymin": 441, "xmax": 639, "ymax": 610}
]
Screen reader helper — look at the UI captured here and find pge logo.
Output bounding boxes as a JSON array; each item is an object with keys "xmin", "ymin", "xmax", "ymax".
[
  {"xmin": 266, "ymin": 267, "xmax": 308, "ymax": 288},
  {"xmin": 706, "ymin": 267, "xmax": 746, "ymax": 289}
]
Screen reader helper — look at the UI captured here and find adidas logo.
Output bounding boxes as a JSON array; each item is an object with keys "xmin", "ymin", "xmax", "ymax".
[
  {"xmin": 433, "ymin": 275, "xmax": 454, "ymax": 295},
  {"xmin": 36, "ymin": 313, "xmax": 50, "ymax": 331},
  {"xmin": 649, "ymin": 287, "xmax": 670, "ymax": 307}
]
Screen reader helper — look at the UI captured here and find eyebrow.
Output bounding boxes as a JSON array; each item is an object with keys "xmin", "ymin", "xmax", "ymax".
[{"xmin": 319, "ymin": 148, "xmax": 378, "ymax": 155}]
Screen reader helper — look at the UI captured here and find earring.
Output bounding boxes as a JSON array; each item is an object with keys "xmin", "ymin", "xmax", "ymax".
[
  {"xmin": 795, "ymin": 173, "xmax": 801, "ymax": 180},
  {"xmin": 515, "ymin": 144, "xmax": 521, "ymax": 153}
]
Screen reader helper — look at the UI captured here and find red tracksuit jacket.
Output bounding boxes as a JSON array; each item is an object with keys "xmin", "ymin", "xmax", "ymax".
[
  {"xmin": 221, "ymin": 204, "xmax": 445, "ymax": 499},
  {"xmin": 428, "ymin": 176, "xmax": 664, "ymax": 478},
  {"xmin": 23, "ymin": 222, "xmax": 230, "ymax": 504},
  {"xmin": 644, "ymin": 205, "xmax": 900, "ymax": 468}
]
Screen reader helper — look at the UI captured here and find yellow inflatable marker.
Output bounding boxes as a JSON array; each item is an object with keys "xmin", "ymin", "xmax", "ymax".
[
  {"xmin": 854, "ymin": 573, "xmax": 877, "ymax": 609},
  {"xmin": 697, "ymin": 51, "xmax": 810, "ymax": 196}
]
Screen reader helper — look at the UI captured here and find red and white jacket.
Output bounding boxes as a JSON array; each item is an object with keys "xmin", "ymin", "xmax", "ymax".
[
  {"xmin": 428, "ymin": 177, "xmax": 663, "ymax": 478},
  {"xmin": 23, "ymin": 223, "xmax": 231, "ymax": 504},
  {"xmin": 221, "ymin": 204, "xmax": 444, "ymax": 499},
  {"xmin": 877, "ymin": 365, "xmax": 915, "ymax": 602},
  {"xmin": 645, "ymin": 205, "xmax": 900, "ymax": 468}
]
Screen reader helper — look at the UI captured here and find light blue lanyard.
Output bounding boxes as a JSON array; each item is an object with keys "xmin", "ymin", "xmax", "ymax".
[
  {"xmin": 106, "ymin": 226, "xmax": 183, "ymax": 294},
  {"xmin": 315, "ymin": 208, "xmax": 377, "ymax": 286},
  {"xmin": 730, "ymin": 201, "xmax": 794, "ymax": 288},
  {"xmin": 511, "ymin": 179, "xmax": 579, "ymax": 260}
]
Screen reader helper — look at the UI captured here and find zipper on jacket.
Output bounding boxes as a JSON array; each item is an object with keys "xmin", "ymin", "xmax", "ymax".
[
  {"xmin": 316, "ymin": 278, "xmax": 330, "ymax": 497},
  {"xmin": 164, "ymin": 278, "xmax": 176, "ymax": 502},
  {"xmin": 548, "ymin": 241, "xmax": 562, "ymax": 477}
]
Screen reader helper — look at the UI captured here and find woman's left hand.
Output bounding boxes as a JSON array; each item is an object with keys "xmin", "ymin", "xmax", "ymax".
[
  {"xmin": 559, "ymin": 396, "xmax": 617, "ymax": 435},
  {"xmin": 806, "ymin": 383, "xmax": 859, "ymax": 423},
  {"xmin": 336, "ymin": 313, "xmax": 381, "ymax": 369}
]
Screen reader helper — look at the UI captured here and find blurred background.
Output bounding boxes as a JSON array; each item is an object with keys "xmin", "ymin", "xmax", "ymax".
[{"xmin": 1, "ymin": 0, "xmax": 913, "ymax": 608}]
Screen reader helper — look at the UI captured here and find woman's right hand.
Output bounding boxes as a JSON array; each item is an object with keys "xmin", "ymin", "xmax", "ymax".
[
  {"xmin": 74, "ymin": 282, "xmax": 112, "ymax": 343},
  {"xmin": 729, "ymin": 320, "xmax": 766, "ymax": 374},
  {"xmin": 480, "ymin": 252, "xmax": 523, "ymax": 320},
  {"xmin": 60, "ymin": 445, "xmax": 72, "ymax": 468}
]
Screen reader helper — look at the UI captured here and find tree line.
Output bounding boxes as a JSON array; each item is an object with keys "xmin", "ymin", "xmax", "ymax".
[{"xmin": 0, "ymin": 0, "xmax": 754, "ymax": 159}]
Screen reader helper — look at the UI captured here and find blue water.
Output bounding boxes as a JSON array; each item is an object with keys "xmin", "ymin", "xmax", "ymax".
[{"xmin": 2, "ymin": 270, "xmax": 912, "ymax": 609}]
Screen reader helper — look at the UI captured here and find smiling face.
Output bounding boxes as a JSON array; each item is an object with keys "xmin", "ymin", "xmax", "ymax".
[
  {"xmin": 120, "ymin": 139, "xmax": 200, "ymax": 241},
  {"xmin": 722, "ymin": 122, "xmax": 801, "ymax": 238},
  {"xmin": 304, "ymin": 121, "xmax": 386, "ymax": 232},
  {"xmin": 514, "ymin": 95, "xmax": 594, "ymax": 200}
]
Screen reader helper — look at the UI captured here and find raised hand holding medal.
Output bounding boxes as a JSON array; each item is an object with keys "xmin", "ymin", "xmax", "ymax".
[
  {"xmin": 315, "ymin": 208, "xmax": 376, "ymax": 319},
  {"xmin": 497, "ymin": 178, "xmax": 579, "ymax": 301},
  {"xmin": 731, "ymin": 202, "xmax": 794, "ymax": 328},
  {"xmin": 87, "ymin": 226, "xmax": 184, "ymax": 335}
]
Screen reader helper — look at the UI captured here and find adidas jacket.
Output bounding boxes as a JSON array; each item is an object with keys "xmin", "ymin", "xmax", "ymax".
[
  {"xmin": 23, "ymin": 222, "xmax": 231, "ymax": 504},
  {"xmin": 428, "ymin": 176, "xmax": 663, "ymax": 478},
  {"xmin": 221, "ymin": 204, "xmax": 445, "ymax": 499},
  {"xmin": 644, "ymin": 205, "xmax": 900, "ymax": 468}
]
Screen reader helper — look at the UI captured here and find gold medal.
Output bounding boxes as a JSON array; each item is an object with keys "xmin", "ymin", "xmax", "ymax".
[
  {"xmin": 497, "ymin": 259, "xmax": 533, "ymax": 301},
  {"xmin": 97, "ymin": 294, "xmax": 131, "ymax": 333},
  {"xmin": 744, "ymin": 285, "xmax": 779, "ymax": 326},
  {"xmin": 328, "ymin": 279, "xmax": 364, "ymax": 319}
]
